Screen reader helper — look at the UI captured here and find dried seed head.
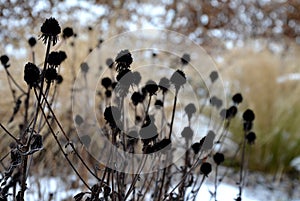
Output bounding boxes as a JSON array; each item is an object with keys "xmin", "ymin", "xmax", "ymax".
[
  {"xmin": 75, "ymin": 114, "xmax": 84, "ymax": 125},
  {"xmin": 209, "ymin": 71, "xmax": 219, "ymax": 83},
  {"xmin": 246, "ymin": 132, "xmax": 256, "ymax": 144},
  {"xmin": 144, "ymin": 80, "xmax": 158, "ymax": 96},
  {"xmin": 105, "ymin": 90, "xmax": 112, "ymax": 98},
  {"xmin": 181, "ymin": 126, "xmax": 194, "ymax": 140},
  {"xmin": 170, "ymin": 69, "xmax": 186, "ymax": 91},
  {"xmin": 227, "ymin": 106, "xmax": 238, "ymax": 119},
  {"xmin": 101, "ymin": 77, "xmax": 112, "ymax": 89},
  {"xmin": 185, "ymin": 103, "xmax": 196, "ymax": 119},
  {"xmin": 80, "ymin": 62, "xmax": 89, "ymax": 73},
  {"xmin": 28, "ymin": 37, "xmax": 37, "ymax": 47},
  {"xmin": 62, "ymin": 27, "xmax": 74, "ymax": 39},
  {"xmin": 159, "ymin": 77, "xmax": 170, "ymax": 94},
  {"xmin": 243, "ymin": 109, "xmax": 255, "ymax": 122},
  {"xmin": 115, "ymin": 49, "xmax": 133, "ymax": 72},
  {"xmin": 213, "ymin": 152, "xmax": 225, "ymax": 165},
  {"xmin": 56, "ymin": 74, "xmax": 63, "ymax": 84},
  {"xmin": 131, "ymin": 92, "xmax": 144, "ymax": 106},
  {"xmin": 104, "ymin": 106, "xmax": 122, "ymax": 130},
  {"xmin": 181, "ymin": 53, "xmax": 190, "ymax": 65},
  {"xmin": 47, "ymin": 51, "xmax": 67, "ymax": 67},
  {"xmin": 24, "ymin": 62, "xmax": 40, "ymax": 88},
  {"xmin": 191, "ymin": 142, "xmax": 201, "ymax": 154},
  {"xmin": 40, "ymin": 17, "xmax": 61, "ymax": 45},
  {"xmin": 154, "ymin": 99, "xmax": 164, "ymax": 109},
  {"xmin": 0, "ymin": 55, "xmax": 10, "ymax": 68},
  {"xmin": 232, "ymin": 93, "xmax": 243, "ymax": 104},
  {"xmin": 45, "ymin": 68, "xmax": 58, "ymax": 83},
  {"xmin": 58, "ymin": 51, "xmax": 67, "ymax": 63},
  {"xmin": 106, "ymin": 58, "xmax": 114, "ymax": 68},
  {"xmin": 220, "ymin": 108, "xmax": 227, "ymax": 119},
  {"xmin": 200, "ymin": 162, "xmax": 212, "ymax": 176},
  {"xmin": 210, "ymin": 96, "xmax": 223, "ymax": 109}
]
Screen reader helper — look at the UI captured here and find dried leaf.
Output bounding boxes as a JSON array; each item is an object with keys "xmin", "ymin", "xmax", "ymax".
[
  {"xmin": 30, "ymin": 134, "xmax": 43, "ymax": 151},
  {"xmin": 74, "ymin": 192, "xmax": 85, "ymax": 201}
]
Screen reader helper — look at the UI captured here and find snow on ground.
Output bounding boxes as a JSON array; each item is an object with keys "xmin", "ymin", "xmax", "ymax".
[
  {"xmin": 16, "ymin": 173, "xmax": 299, "ymax": 201},
  {"xmin": 198, "ymin": 181, "xmax": 298, "ymax": 201}
]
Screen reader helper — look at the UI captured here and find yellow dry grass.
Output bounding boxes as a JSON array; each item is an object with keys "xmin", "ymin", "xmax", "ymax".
[{"xmin": 219, "ymin": 39, "xmax": 300, "ymax": 174}]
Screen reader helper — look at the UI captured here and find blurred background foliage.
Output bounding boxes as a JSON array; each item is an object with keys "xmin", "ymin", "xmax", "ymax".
[
  {"xmin": 1, "ymin": 0, "xmax": 300, "ymax": 48},
  {"xmin": 0, "ymin": 0, "xmax": 300, "ymax": 176}
]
